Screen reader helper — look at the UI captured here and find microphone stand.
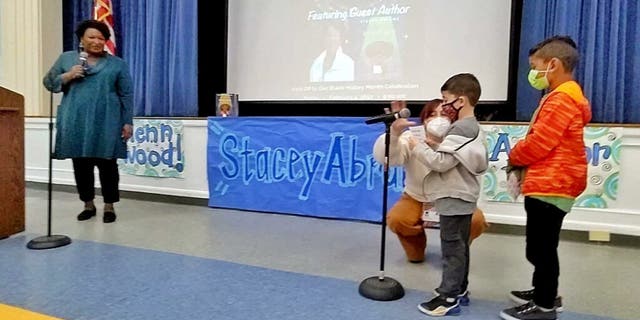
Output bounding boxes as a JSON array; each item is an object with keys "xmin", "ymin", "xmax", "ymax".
[
  {"xmin": 27, "ymin": 91, "xmax": 72, "ymax": 250},
  {"xmin": 359, "ymin": 119, "xmax": 404, "ymax": 301}
]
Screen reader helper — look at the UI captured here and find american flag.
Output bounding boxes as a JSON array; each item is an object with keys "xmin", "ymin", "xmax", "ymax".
[{"xmin": 93, "ymin": 0, "xmax": 116, "ymax": 55}]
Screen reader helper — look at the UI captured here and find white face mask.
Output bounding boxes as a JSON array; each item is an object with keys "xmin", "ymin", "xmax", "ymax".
[{"xmin": 425, "ymin": 116, "xmax": 451, "ymax": 138}]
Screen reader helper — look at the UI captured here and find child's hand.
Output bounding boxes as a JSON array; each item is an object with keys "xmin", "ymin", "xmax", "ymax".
[
  {"xmin": 425, "ymin": 135, "xmax": 440, "ymax": 149},
  {"xmin": 504, "ymin": 162, "xmax": 524, "ymax": 176}
]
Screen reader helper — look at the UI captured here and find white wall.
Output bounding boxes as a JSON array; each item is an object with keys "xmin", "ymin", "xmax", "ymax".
[
  {"xmin": 0, "ymin": 0, "xmax": 62, "ymax": 116},
  {"xmin": 25, "ymin": 118, "xmax": 209, "ymax": 199},
  {"xmin": 25, "ymin": 118, "xmax": 640, "ymax": 236}
]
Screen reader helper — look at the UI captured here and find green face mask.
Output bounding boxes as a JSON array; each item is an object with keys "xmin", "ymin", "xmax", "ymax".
[{"xmin": 527, "ymin": 63, "xmax": 551, "ymax": 90}]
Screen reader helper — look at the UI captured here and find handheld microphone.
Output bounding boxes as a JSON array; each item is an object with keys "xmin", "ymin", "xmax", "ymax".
[
  {"xmin": 365, "ymin": 108, "xmax": 411, "ymax": 125},
  {"xmin": 79, "ymin": 52, "xmax": 89, "ymax": 73}
]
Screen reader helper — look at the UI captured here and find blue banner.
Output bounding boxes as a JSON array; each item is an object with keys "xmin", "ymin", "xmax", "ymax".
[
  {"xmin": 207, "ymin": 117, "xmax": 404, "ymax": 222},
  {"xmin": 208, "ymin": 118, "xmax": 625, "ymax": 221}
]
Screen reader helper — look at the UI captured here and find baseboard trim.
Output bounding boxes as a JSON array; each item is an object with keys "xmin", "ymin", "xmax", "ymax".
[
  {"xmin": 483, "ymin": 222, "xmax": 640, "ymax": 248},
  {"xmin": 26, "ymin": 181, "xmax": 208, "ymax": 207},
  {"xmin": 26, "ymin": 182, "xmax": 640, "ymax": 247}
]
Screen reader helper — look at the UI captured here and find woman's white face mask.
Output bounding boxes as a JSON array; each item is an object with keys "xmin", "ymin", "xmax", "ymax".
[{"xmin": 425, "ymin": 116, "xmax": 451, "ymax": 138}]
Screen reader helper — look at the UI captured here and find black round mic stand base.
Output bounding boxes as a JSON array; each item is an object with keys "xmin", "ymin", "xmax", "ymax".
[
  {"xmin": 27, "ymin": 235, "xmax": 72, "ymax": 250},
  {"xmin": 359, "ymin": 275, "xmax": 405, "ymax": 301}
]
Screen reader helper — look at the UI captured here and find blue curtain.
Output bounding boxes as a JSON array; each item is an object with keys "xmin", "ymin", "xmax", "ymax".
[
  {"xmin": 63, "ymin": 0, "xmax": 199, "ymax": 117},
  {"xmin": 517, "ymin": 0, "xmax": 640, "ymax": 123},
  {"xmin": 62, "ymin": 0, "xmax": 95, "ymax": 51}
]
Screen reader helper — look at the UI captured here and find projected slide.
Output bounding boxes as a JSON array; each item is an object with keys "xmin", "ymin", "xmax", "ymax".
[{"xmin": 228, "ymin": 0, "xmax": 512, "ymax": 101}]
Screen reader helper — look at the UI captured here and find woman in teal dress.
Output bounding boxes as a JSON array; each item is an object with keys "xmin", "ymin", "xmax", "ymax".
[{"xmin": 43, "ymin": 19, "xmax": 133, "ymax": 223}]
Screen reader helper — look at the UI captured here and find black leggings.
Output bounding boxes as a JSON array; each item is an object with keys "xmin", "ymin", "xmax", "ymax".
[{"xmin": 72, "ymin": 158, "xmax": 120, "ymax": 204}]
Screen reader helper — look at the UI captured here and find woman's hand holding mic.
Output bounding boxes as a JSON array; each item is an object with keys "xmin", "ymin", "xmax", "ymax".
[{"xmin": 62, "ymin": 65, "xmax": 85, "ymax": 83}]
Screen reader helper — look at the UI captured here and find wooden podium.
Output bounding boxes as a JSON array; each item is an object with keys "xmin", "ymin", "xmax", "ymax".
[{"xmin": 0, "ymin": 86, "xmax": 25, "ymax": 239}]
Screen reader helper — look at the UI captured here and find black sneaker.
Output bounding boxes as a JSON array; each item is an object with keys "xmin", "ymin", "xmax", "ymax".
[
  {"xmin": 77, "ymin": 208, "xmax": 96, "ymax": 221},
  {"xmin": 418, "ymin": 295, "xmax": 460, "ymax": 317},
  {"xmin": 509, "ymin": 289, "xmax": 563, "ymax": 312},
  {"xmin": 500, "ymin": 301, "xmax": 557, "ymax": 320}
]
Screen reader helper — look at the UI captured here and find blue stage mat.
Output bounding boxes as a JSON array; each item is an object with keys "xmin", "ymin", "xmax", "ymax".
[{"xmin": 0, "ymin": 235, "xmax": 621, "ymax": 320}]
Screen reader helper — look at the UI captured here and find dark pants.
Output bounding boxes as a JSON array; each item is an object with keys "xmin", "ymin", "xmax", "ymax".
[
  {"xmin": 525, "ymin": 197, "xmax": 567, "ymax": 309},
  {"xmin": 72, "ymin": 158, "xmax": 120, "ymax": 204},
  {"xmin": 437, "ymin": 214, "xmax": 472, "ymax": 297}
]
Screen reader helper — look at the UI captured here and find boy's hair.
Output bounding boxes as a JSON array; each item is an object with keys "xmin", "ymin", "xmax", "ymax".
[
  {"xmin": 529, "ymin": 35, "xmax": 579, "ymax": 72},
  {"xmin": 440, "ymin": 73, "xmax": 481, "ymax": 106}
]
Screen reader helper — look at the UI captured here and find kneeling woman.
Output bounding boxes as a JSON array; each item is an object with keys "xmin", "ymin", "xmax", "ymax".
[{"xmin": 372, "ymin": 99, "xmax": 488, "ymax": 263}]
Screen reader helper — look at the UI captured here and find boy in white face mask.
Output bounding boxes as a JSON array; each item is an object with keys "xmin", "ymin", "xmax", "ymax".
[
  {"xmin": 372, "ymin": 100, "xmax": 488, "ymax": 268},
  {"xmin": 408, "ymin": 73, "xmax": 489, "ymax": 317}
]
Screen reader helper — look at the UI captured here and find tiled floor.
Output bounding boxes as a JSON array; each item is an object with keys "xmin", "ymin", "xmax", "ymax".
[{"xmin": 1, "ymin": 187, "xmax": 637, "ymax": 319}]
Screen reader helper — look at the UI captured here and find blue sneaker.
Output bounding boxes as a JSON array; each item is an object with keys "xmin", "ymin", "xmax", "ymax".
[
  {"xmin": 433, "ymin": 289, "xmax": 470, "ymax": 306},
  {"xmin": 458, "ymin": 290, "xmax": 470, "ymax": 306},
  {"xmin": 418, "ymin": 295, "xmax": 461, "ymax": 317}
]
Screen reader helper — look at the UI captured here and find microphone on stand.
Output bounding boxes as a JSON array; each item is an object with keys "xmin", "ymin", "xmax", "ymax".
[{"xmin": 365, "ymin": 108, "xmax": 411, "ymax": 125}]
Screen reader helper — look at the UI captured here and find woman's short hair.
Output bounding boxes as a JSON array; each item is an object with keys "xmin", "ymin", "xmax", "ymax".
[
  {"xmin": 419, "ymin": 99, "xmax": 443, "ymax": 123},
  {"xmin": 75, "ymin": 19, "xmax": 111, "ymax": 40}
]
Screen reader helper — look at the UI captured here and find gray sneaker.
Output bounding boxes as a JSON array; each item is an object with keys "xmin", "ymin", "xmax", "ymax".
[
  {"xmin": 509, "ymin": 288, "xmax": 563, "ymax": 312},
  {"xmin": 500, "ymin": 301, "xmax": 557, "ymax": 320}
]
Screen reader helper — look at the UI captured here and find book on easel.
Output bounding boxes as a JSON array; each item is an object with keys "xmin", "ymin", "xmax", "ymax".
[{"xmin": 215, "ymin": 93, "xmax": 239, "ymax": 117}]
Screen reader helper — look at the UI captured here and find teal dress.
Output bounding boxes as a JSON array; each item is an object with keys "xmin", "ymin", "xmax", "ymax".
[{"xmin": 43, "ymin": 51, "xmax": 133, "ymax": 159}]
